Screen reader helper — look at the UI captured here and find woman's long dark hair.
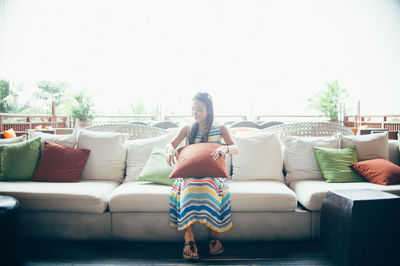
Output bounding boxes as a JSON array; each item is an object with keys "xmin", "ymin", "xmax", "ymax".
[{"xmin": 187, "ymin": 92, "xmax": 214, "ymax": 144}]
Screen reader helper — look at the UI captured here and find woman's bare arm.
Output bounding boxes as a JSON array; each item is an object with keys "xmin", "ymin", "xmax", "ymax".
[
  {"xmin": 169, "ymin": 125, "xmax": 190, "ymax": 149},
  {"xmin": 220, "ymin": 125, "xmax": 238, "ymax": 155}
]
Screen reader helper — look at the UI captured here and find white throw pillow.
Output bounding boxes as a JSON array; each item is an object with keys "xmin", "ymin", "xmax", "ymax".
[
  {"xmin": 0, "ymin": 135, "xmax": 26, "ymax": 144},
  {"xmin": 281, "ymin": 135, "xmax": 340, "ymax": 185},
  {"xmin": 77, "ymin": 130, "xmax": 129, "ymax": 182},
  {"xmin": 124, "ymin": 132, "xmax": 177, "ymax": 182},
  {"xmin": 231, "ymin": 132, "xmax": 284, "ymax": 181},
  {"xmin": 29, "ymin": 130, "xmax": 77, "ymax": 150},
  {"xmin": 340, "ymin": 132, "xmax": 388, "ymax": 161}
]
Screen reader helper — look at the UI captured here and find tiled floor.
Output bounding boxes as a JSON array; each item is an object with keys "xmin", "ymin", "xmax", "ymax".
[{"xmin": 16, "ymin": 239, "xmax": 335, "ymax": 265}]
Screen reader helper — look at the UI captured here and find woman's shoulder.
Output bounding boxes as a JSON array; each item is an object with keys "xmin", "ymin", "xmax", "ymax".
[{"xmin": 212, "ymin": 124, "xmax": 225, "ymax": 131}]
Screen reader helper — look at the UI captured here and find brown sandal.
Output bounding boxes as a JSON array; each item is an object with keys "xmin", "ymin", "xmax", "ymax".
[
  {"xmin": 183, "ymin": 241, "xmax": 199, "ymax": 260},
  {"xmin": 209, "ymin": 238, "xmax": 224, "ymax": 255}
]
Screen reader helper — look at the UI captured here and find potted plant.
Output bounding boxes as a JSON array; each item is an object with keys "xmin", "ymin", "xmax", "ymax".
[
  {"xmin": 309, "ymin": 80, "xmax": 348, "ymax": 122},
  {"xmin": 70, "ymin": 90, "xmax": 95, "ymax": 128}
]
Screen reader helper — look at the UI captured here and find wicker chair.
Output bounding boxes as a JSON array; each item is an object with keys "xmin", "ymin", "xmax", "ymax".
[
  {"xmin": 152, "ymin": 121, "xmax": 180, "ymax": 129},
  {"xmin": 230, "ymin": 120, "xmax": 261, "ymax": 129},
  {"xmin": 84, "ymin": 123, "xmax": 169, "ymax": 140},
  {"xmin": 260, "ymin": 122, "xmax": 354, "ymax": 137}
]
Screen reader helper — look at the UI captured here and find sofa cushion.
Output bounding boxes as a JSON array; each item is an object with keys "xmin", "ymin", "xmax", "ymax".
[
  {"xmin": 30, "ymin": 130, "xmax": 78, "ymax": 151},
  {"xmin": 340, "ymin": 132, "xmax": 389, "ymax": 161},
  {"xmin": 229, "ymin": 180, "xmax": 297, "ymax": 211},
  {"xmin": 77, "ymin": 130, "xmax": 129, "ymax": 182},
  {"xmin": 137, "ymin": 146, "xmax": 174, "ymax": 186},
  {"xmin": 232, "ymin": 132, "xmax": 284, "ymax": 181},
  {"xmin": 388, "ymin": 139, "xmax": 399, "ymax": 165},
  {"xmin": 109, "ymin": 180, "xmax": 297, "ymax": 212},
  {"xmin": 0, "ymin": 135, "xmax": 26, "ymax": 144},
  {"xmin": 109, "ymin": 182, "xmax": 171, "ymax": 212},
  {"xmin": 0, "ymin": 180, "xmax": 119, "ymax": 213},
  {"xmin": 281, "ymin": 135, "xmax": 340, "ymax": 185},
  {"xmin": 32, "ymin": 141, "xmax": 91, "ymax": 182},
  {"xmin": 313, "ymin": 146, "xmax": 366, "ymax": 183},
  {"xmin": 350, "ymin": 158, "xmax": 400, "ymax": 185},
  {"xmin": 0, "ymin": 137, "xmax": 41, "ymax": 181},
  {"xmin": 124, "ymin": 132, "xmax": 177, "ymax": 182},
  {"xmin": 169, "ymin": 142, "xmax": 228, "ymax": 179},
  {"xmin": 290, "ymin": 180, "xmax": 400, "ymax": 211}
]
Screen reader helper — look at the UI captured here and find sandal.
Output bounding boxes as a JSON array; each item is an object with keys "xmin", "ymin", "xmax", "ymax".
[
  {"xmin": 183, "ymin": 241, "xmax": 199, "ymax": 260},
  {"xmin": 209, "ymin": 238, "xmax": 224, "ymax": 255}
]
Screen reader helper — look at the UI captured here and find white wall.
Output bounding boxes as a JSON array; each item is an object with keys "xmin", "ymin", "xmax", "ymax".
[{"xmin": 1, "ymin": 0, "xmax": 400, "ymax": 117}]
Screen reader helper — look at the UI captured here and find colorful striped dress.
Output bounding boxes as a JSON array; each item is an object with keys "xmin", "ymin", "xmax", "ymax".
[{"xmin": 169, "ymin": 124, "xmax": 233, "ymax": 233}]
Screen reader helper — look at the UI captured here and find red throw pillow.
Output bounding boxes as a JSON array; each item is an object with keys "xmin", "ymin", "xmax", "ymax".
[
  {"xmin": 169, "ymin": 142, "xmax": 228, "ymax": 179},
  {"xmin": 33, "ymin": 141, "xmax": 90, "ymax": 182},
  {"xmin": 350, "ymin": 158, "xmax": 400, "ymax": 185}
]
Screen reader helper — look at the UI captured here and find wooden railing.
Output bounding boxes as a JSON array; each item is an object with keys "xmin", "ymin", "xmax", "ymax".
[
  {"xmin": 0, "ymin": 113, "xmax": 68, "ymax": 135},
  {"xmin": 256, "ymin": 115, "xmax": 330, "ymax": 122},
  {"xmin": 90, "ymin": 115, "xmax": 156, "ymax": 124},
  {"xmin": 344, "ymin": 115, "xmax": 400, "ymax": 131},
  {"xmin": 1, "ymin": 112, "xmax": 399, "ymax": 139},
  {"xmin": 164, "ymin": 115, "xmax": 247, "ymax": 122}
]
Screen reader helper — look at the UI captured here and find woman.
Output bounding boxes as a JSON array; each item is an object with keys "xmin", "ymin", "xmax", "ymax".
[{"xmin": 165, "ymin": 92, "xmax": 238, "ymax": 260}]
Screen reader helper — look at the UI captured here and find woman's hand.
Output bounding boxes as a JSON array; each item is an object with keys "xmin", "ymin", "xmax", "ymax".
[
  {"xmin": 166, "ymin": 143, "xmax": 179, "ymax": 167},
  {"xmin": 211, "ymin": 146, "xmax": 227, "ymax": 160}
]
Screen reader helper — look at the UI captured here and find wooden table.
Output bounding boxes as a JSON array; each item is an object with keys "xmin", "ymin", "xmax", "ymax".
[{"xmin": 321, "ymin": 189, "xmax": 400, "ymax": 266}]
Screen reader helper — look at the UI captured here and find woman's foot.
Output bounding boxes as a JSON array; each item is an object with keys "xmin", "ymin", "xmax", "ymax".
[
  {"xmin": 209, "ymin": 230, "xmax": 224, "ymax": 255},
  {"xmin": 209, "ymin": 237, "xmax": 224, "ymax": 255},
  {"xmin": 183, "ymin": 228, "xmax": 199, "ymax": 260}
]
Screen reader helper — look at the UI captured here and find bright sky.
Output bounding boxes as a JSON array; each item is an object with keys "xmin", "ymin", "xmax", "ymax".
[{"xmin": 1, "ymin": 0, "xmax": 400, "ymax": 118}]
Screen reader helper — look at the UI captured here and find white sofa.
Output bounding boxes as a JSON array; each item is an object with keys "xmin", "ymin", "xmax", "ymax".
[{"xmin": 1, "ymin": 128, "xmax": 399, "ymax": 242}]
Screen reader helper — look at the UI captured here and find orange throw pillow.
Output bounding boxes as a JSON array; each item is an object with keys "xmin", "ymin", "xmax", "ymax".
[
  {"xmin": 33, "ymin": 141, "xmax": 91, "ymax": 182},
  {"xmin": 3, "ymin": 128, "xmax": 17, "ymax": 139},
  {"xmin": 169, "ymin": 142, "xmax": 228, "ymax": 179},
  {"xmin": 350, "ymin": 158, "xmax": 400, "ymax": 185}
]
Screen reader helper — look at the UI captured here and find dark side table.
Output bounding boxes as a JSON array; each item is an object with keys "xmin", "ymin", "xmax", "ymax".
[
  {"xmin": 321, "ymin": 189, "xmax": 400, "ymax": 266},
  {"xmin": 0, "ymin": 195, "xmax": 21, "ymax": 265}
]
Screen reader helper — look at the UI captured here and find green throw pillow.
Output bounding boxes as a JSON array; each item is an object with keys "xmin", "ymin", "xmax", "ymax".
[
  {"xmin": 138, "ymin": 146, "xmax": 174, "ymax": 186},
  {"xmin": 0, "ymin": 137, "xmax": 41, "ymax": 181},
  {"xmin": 313, "ymin": 145, "xmax": 366, "ymax": 183}
]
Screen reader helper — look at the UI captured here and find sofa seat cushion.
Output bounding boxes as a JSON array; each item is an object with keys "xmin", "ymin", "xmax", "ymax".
[
  {"xmin": 109, "ymin": 180, "xmax": 297, "ymax": 212},
  {"xmin": 0, "ymin": 180, "xmax": 119, "ymax": 213},
  {"xmin": 290, "ymin": 180, "xmax": 400, "ymax": 211},
  {"xmin": 109, "ymin": 182, "xmax": 170, "ymax": 212},
  {"xmin": 229, "ymin": 180, "xmax": 297, "ymax": 211}
]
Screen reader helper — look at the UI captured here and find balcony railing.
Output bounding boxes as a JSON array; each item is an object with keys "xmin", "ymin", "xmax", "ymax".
[
  {"xmin": 0, "ymin": 113, "xmax": 68, "ymax": 135},
  {"xmin": 1, "ymin": 113, "xmax": 399, "ymax": 139},
  {"xmin": 344, "ymin": 115, "xmax": 400, "ymax": 131}
]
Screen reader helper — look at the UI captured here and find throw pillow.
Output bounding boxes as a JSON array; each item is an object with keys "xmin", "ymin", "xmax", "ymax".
[
  {"xmin": 169, "ymin": 142, "xmax": 228, "ymax": 179},
  {"xmin": 0, "ymin": 137, "xmax": 41, "ymax": 181},
  {"xmin": 125, "ymin": 131, "xmax": 178, "ymax": 182},
  {"xmin": 230, "ymin": 127, "xmax": 260, "ymax": 136},
  {"xmin": 281, "ymin": 135, "xmax": 340, "ymax": 185},
  {"xmin": 0, "ymin": 135, "xmax": 26, "ymax": 144},
  {"xmin": 231, "ymin": 132, "xmax": 283, "ymax": 181},
  {"xmin": 340, "ymin": 132, "xmax": 388, "ymax": 161},
  {"xmin": 313, "ymin": 146, "xmax": 366, "ymax": 183},
  {"xmin": 137, "ymin": 146, "xmax": 174, "ymax": 185},
  {"xmin": 29, "ymin": 130, "xmax": 78, "ymax": 151},
  {"xmin": 77, "ymin": 130, "xmax": 129, "ymax": 182},
  {"xmin": 32, "ymin": 141, "xmax": 91, "ymax": 182},
  {"xmin": 3, "ymin": 128, "xmax": 17, "ymax": 138},
  {"xmin": 350, "ymin": 158, "xmax": 400, "ymax": 185}
]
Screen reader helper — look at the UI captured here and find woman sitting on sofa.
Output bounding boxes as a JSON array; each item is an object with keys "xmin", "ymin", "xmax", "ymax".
[{"xmin": 165, "ymin": 91, "xmax": 238, "ymax": 260}]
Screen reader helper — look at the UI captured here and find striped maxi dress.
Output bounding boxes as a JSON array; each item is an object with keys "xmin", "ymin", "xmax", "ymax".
[{"xmin": 169, "ymin": 124, "xmax": 233, "ymax": 233}]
